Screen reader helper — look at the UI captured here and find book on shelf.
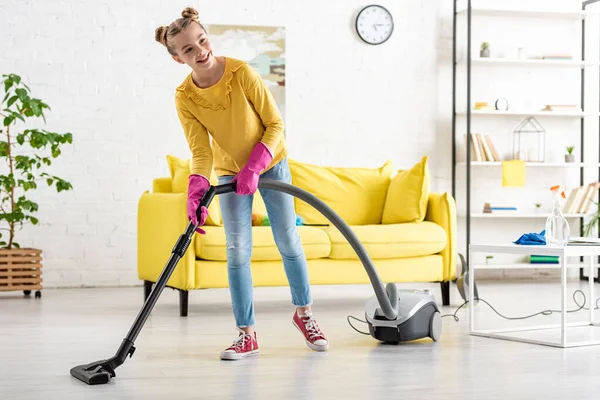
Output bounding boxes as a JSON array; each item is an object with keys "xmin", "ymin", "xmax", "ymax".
[
  {"xmin": 567, "ymin": 237, "xmax": 600, "ymax": 246},
  {"xmin": 530, "ymin": 255, "xmax": 559, "ymax": 264},
  {"xmin": 483, "ymin": 203, "xmax": 518, "ymax": 214},
  {"xmin": 464, "ymin": 133, "xmax": 501, "ymax": 162},
  {"xmin": 541, "ymin": 54, "xmax": 573, "ymax": 60},
  {"xmin": 562, "ymin": 182, "xmax": 600, "ymax": 214},
  {"xmin": 541, "ymin": 104, "xmax": 581, "ymax": 112}
]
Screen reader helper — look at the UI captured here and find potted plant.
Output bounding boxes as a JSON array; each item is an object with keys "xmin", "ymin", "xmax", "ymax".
[
  {"xmin": 584, "ymin": 202, "xmax": 600, "ymax": 237},
  {"xmin": 565, "ymin": 146, "xmax": 575, "ymax": 163},
  {"xmin": 535, "ymin": 202, "xmax": 542, "ymax": 213},
  {"xmin": 480, "ymin": 42, "xmax": 490, "ymax": 58},
  {"xmin": 485, "ymin": 255, "xmax": 494, "ymax": 265},
  {"xmin": 0, "ymin": 73, "xmax": 73, "ymax": 298}
]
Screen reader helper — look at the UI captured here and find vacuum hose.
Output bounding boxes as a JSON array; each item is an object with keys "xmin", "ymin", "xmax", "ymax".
[{"xmin": 200, "ymin": 178, "xmax": 400, "ymax": 320}]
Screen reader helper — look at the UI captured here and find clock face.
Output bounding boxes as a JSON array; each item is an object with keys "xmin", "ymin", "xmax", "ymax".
[{"xmin": 356, "ymin": 5, "xmax": 394, "ymax": 45}]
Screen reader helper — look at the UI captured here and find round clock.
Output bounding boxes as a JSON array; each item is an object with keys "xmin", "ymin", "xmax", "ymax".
[
  {"xmin": 356, "ymin": 5, "xmax": 394, "ymax": 45},
  {"xmin": 495, "ymin": 97, "xmax": 509, "ymax": 111}
]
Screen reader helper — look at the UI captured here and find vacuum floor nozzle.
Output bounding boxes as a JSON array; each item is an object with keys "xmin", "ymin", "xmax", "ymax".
[{"xmin": 70, "ymin": 360, "xmax": 115, "ymax": 385}]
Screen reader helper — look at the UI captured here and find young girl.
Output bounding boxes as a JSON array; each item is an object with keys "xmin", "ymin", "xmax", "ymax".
[{"xmin": 155, "ymin": 7, "xmax": 328, "ymax": 360}]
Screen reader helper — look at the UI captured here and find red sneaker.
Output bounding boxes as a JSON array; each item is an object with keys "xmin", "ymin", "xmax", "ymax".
[
  {"xmin": 220, "ymin": 328, "xmax": 259, "ymax": 360},
  {"xmin": 292, "ymin": 311, "xmax": 329, "ymax": 351}
]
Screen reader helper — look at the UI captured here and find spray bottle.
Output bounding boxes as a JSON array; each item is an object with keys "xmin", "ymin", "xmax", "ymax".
[{"xmin": 545, "ymin": 185, "xmax": 570, "ymax": 246}]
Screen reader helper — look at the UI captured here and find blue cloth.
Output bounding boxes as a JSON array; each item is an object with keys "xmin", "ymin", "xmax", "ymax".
[
  {"xmin": 513, "ymin": 230, "xmax": 546, "ymax": 245},
  {"xmin": 218, "ymin": 158, "xmax": 312, "ymax": 328}
]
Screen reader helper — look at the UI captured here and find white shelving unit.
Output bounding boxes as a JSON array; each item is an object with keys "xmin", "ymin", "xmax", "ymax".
[
  {"xmin": 466, "ymin": 57, "xmax": 599, "ymax": 68},
  {"xmin": 452, "ymin": 0, "xmax": 600, "ymax": 278},
  {"xmin": 466, "ymin": 213, "xmax": 586, "ymax": 218},
  {"xmin": 457, "ymin": 110, "xmax": 598, "ymax": 117},
  {"xmin": 457, "ymin": 161, "xmax": 600, "ymax": 167},
  {"xmin": 456, "ymin": 7, "xmax": 598, "ymax": 20},
  {"xmin": 474, "ymin": 262, "xmax": 600, "ymax": 270}
]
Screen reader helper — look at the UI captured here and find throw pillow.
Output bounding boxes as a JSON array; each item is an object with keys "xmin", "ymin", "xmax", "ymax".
[
  {"xmin": 165, "ymin": 154, "xmax": 222, "ymax": 226},
  {"xmin": 288, "ymin": 159, "xmax": 394, "ymax": 225},
  {"xmin": 382, "ymin": 155, "xmax": 430, "ymax": 224}
]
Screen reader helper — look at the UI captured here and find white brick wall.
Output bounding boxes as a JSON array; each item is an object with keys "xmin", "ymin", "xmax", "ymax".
[
  {"xmin": 0, "ymin": 0, "xmax": 453, "ymax": 288},
  {"xmin": 2, "ymin": 0, "xmax": 594, "ymax": 287}
]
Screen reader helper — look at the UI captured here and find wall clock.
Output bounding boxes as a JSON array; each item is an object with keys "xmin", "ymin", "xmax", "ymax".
[{"xmin": 356, "ymin": 5, "xmax": 394, "ymax": 45}]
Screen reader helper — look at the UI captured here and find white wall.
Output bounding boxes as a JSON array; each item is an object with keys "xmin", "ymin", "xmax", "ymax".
[
  {"xmin": 0, "ymin": 0, "xmax": 452, "ymax": 287},
  {"xmin": 1, "ymin": 0, "xmax": 596, "ymax": 287}
]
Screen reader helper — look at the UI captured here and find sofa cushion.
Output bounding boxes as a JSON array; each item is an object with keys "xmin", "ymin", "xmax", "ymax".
[
  {"xmin": 320, "ymin": 221, "xmax": 446, "ymax": 260},
  {"xmin": 195, "ymin": 226, "xmax": 331, "ymax": 261},
  {"xmin": 166, "ymin": 154, "xmax": 222, "ymax": 226},
  {"xmin": 288, "ymin": 158, "xmax": 394, "ymax": 226},
  {"xmin": 382, "ymin": 155, "xmax": 430, "ymax": 224}
]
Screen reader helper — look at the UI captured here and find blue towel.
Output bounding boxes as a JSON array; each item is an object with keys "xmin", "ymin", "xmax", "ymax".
[{"xmin": 513, "ymin": 230, "xmax": 546, "ymax": 245}]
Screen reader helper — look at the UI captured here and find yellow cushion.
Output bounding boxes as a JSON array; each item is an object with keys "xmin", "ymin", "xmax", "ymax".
[
  {"xmin": 289, "ymin": 159, "xmax": 394, "ymax": 225},
  {"xmin": 153, "ymin": 177, "xmax": 172, "ymax": 193},
  {"xmin": 195, "ymin": 226, "xmax": 331, "ymax": 261},
  {"xmin": 194, "ymin": 256, "xmax": 445, "ymax": 289},
  {"xmin": 320, "ymin": 221, "xmax": 446, "ymax": 260},
  {"xmin": 382, "ymin": 156, "xmax": 430, "ymax": 224},
  {"xmin": 166, "ymin": 154, "xmax": 221, "ymax": 226}
]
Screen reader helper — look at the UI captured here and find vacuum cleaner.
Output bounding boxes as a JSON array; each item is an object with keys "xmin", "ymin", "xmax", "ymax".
[{"xmin": 70, "ymin": 179, "xmax": 442, "ymax": 385}]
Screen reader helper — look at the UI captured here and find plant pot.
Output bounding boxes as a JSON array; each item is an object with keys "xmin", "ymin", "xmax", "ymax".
[
  {"xmin": 565, "ymin": 154, "xmax": 575, "ymax": 163},
  {"xmin": 0, "ymin": 248, "xmax": 43, "ymax": 297},
  {"xmin": 480, "ymin": 48, "xmax": 490, "ymax": 58}
]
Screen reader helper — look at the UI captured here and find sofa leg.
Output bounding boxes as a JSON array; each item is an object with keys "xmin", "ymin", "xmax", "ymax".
[
  {"xmin": 179, "ymin": 290, "xmax": 189, "ymax": 317},
  {"xmin": 144, "ymin": 280, "xmax": 153, "ymax": 301},
  {"xmin": 440, "ymin": 281, "xmax": 450, "ymax": 306}
]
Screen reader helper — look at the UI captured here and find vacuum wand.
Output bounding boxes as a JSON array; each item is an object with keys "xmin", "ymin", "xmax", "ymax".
[{"xmin": 70, "ymin": 178, "xmax": 399, "ymax": 385}]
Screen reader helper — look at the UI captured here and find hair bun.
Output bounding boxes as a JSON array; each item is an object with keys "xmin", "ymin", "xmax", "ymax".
[
  {"xmin": 181, "ymin": 7, "xmax": 199, "ymax": 20},
  {"xmin": 154, "ymin": 26, "xmax": 169, "ymax": 45}
]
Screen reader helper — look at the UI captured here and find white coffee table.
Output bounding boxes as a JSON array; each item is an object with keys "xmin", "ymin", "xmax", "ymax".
[{"xmin": 469, "ymin": 243, "xmax": 600, "ymax": 348}]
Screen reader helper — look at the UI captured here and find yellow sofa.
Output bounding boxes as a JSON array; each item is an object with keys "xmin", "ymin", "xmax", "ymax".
[{"xmin": 137, "ymin": 156, "xmax": 457, "ymax": 316}]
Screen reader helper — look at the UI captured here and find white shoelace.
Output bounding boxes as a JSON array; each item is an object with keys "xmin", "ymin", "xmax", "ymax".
[
  {"xmin": 301, "ymin": 313, "xmax": 324, "ymax": 339},
  {"xmin": 229, "ymin": 330, "xmax": 251, "ymax": 350}
]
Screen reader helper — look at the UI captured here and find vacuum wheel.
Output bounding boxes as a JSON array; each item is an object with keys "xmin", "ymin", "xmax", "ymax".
[{"xmin": 429, "ymin": 311, "xmax": 442, "ymax": 341}]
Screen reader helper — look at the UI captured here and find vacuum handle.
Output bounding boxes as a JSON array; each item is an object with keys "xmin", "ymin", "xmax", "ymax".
[{"xmin": 195, "ymin": 182, "xmax": 237, "ymax": 220}]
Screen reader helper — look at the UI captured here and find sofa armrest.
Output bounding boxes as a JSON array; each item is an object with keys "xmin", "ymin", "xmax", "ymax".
[
  {"xmin": 153, "ymin": 177, "xmax": 173, "ymax": 193},
  {"xmin": 137, "ymin": 191, "xmax": 196, "ymax": 290},
  {"xmin": 425, "ymin": 192, "xmax": 457, "ymax": 281}
]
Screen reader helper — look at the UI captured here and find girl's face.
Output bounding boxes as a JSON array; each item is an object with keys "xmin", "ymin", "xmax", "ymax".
[{"xmin": 172, "ymin": 23, "xmax": 215, "ymax": 71}]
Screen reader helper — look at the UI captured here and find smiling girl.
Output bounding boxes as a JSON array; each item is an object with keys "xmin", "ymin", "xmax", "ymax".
[{"xmin": 155, "ymin": 7, "xmax": 328, "ymax": 360}]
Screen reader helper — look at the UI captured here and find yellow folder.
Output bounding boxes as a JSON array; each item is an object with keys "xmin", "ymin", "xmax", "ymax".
[{"xmin": 502, "ymin": 160, "xmax": 525, "ymax": 187}]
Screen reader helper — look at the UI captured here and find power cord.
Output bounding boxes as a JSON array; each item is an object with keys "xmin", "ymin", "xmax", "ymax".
[
  {"xmin": 347, "ymin": 315, "xmax": 370, "ymax": 335},
  {"xmin": 347, "ymin": 289, "xmax": 600, "ymax": 334},
  {"xmin": 440, "ymin": 289, "xmax": 599, "ymax": 321}
]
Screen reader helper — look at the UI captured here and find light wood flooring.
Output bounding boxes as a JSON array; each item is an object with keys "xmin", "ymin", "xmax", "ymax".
[{"xmin": 2, "ymin": 280, "xmax": 600, "ymax": 399}]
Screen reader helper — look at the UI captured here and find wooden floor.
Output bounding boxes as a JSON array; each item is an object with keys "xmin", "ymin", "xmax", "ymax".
[{"xmin": 3, "ymin": 279, "xmax": 600, "ymax": 399}]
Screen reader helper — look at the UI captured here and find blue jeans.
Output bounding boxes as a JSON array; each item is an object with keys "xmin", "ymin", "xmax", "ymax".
[{"xmin": 217, "ymin": 158, "xmax": 312, "ymax": 327}]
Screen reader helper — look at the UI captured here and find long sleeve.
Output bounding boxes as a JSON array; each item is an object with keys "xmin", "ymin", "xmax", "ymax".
[
  {"xmin": 175, "ymin": 93, "xmax": 213, "ymax": 179},
  {"xmin": 240, "ymin": 65, "xmax": 284, "ymax": 154}
]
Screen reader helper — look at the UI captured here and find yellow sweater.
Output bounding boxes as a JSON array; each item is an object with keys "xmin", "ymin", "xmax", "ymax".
[{"xmin": 174, "ymin": 57, "xmax": 287, "ymax": 178}]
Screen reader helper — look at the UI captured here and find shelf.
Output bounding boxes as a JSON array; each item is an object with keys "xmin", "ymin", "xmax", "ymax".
[
  {"xmin": 456, "ymin": 7, "xmax": 598, "ymax": 20},
  {"xmin": 473, "ymin": 262, "xmax": 600, "ymax": 270},
  {"xmin": 457, "ymin": 161, "xmax": 600, "ymax": 168},
  {"xmin": 464, "ymin": 57, "xmax": 599, "ymax": 68},
  {"xmin": 457, "ymin": 110, "xmax": 597, "ymax": 117},
  {"xmin": 463, "ymin": 213, "xmax": 586, "ymax": 218}
]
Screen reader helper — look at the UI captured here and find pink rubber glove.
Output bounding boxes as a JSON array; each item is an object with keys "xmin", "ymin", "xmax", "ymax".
[
  {"xmin": 187, "ymin": 174, "xmax": 210, "ymax": 234},
  {"xmin": 233, "ymin": 142, "xmax": 273, "ymax": 195}
]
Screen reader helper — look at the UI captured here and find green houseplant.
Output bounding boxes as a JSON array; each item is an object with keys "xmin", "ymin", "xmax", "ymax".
[
  {"xmin": 0, "ymin": 73, "xmax": 73, "ymax": 297},
  {"xmin": 480, "ymin": 42, "xmax": 490, "ymax": 58},
  {"xmin": 584, "ymin": 202, "xmax": 600, "ymax": 237},
  {"xmin": 565, "ymin": 146, "xmax": 575, "ymax": 163}
]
